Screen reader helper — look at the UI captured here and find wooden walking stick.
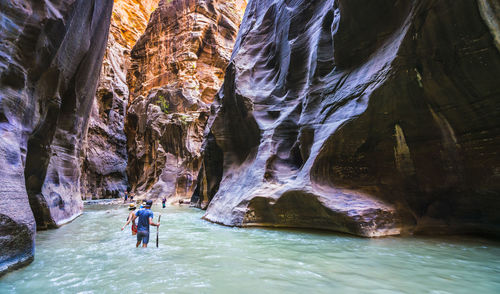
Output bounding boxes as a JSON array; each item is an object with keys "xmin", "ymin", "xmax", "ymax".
[{"xmin": 156, "ymin": 214, "xmax": 161, "ymax": 248}]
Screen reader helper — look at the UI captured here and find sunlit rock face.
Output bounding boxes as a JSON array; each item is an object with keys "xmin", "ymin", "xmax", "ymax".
[
  {"xmin": 125, "ymin": 0, "xmax": 246, "ymax": 202},
  {"xmin": 0, "ymin": 0, "xmax": 113, "ymax": 274},
  {"xmin": 81, "ymin": 0, "xmax": 159, "ymax": 199},
  {"xmin": 194, "ymin": 0, "xmax": 500, "ymax": 237}
]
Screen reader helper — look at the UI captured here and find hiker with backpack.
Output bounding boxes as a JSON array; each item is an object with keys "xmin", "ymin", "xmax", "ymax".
[{"xmin": 130, "ymin": 200, "xmax": 160, "ymax": 248}]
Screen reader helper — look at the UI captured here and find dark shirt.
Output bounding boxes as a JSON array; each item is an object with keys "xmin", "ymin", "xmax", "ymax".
[{"xmin": 135, "ymin": 209, "xmax": 154, "ymax": 232}]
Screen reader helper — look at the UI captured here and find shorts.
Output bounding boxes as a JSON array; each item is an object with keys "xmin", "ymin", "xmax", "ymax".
[
  {"xmin": 131, "ymin": 223, "xmax": 138, "ymax": 235},
  {"xmin": 137, "ymin": 230, "xmax": 149, "ymax": 244}
]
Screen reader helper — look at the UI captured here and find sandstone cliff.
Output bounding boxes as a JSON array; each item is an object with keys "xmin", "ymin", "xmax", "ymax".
[
  {"xmin": 81, "ymin": 0, "xmax": 159, "ymax": 199},
  {"xmin": 193, "ymin": 0, "xmax": 500, "ymax": 237},
  {"xmin": 125, "ymin": 0, "xmax": 246, "ymax": 202},
  {"xmin": 0, "ymin": 0, "xmax": 113, "ymax": 274}
]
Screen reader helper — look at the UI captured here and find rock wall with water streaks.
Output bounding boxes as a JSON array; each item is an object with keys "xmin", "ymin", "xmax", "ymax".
[
  {"xmin": 0, "ymin": 0, "xmax": 113, "ymax": 275},
  {"xmin": 80, "ymin": 0, "xmax": 159, "ymax": 199},
  {"xmin": 125, "ymin": 0, "xmax": 246, "ymax": 202},
  {"xmin": 193, "ymin": 0, "xmax": 500, "ymax": 237}
]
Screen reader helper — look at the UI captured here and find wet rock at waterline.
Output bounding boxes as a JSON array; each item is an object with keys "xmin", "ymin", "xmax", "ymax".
[
  {"xmin": 0, "ymin": 0, "xmax": 113, "ymax": 274},
  {"xmin": 80, "ymin": 0, "xmax": 159, "ymax": 200},
  {"xmin": 194, "ymin": 0, "xmax": 500, "ymax": 237},
  {"xmin": 125, "ymin": 0, "xmax": 246, "ymax": 202}
]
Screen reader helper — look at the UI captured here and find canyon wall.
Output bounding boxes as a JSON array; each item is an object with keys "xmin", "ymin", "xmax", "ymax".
[
  {"xmin": 125, "ymin": 0, "xmax": 246, "ymax": 202},
  {"xmin": 193, "ymin": 0, "xmax": 500, "ymax": 237},
  {"xmin": 81, "ymin": 0, "xmax": 159, "ymax": 199},
  {"xmin": 0, "ymin": 0, "xmax": 113, "ymax": 274}
]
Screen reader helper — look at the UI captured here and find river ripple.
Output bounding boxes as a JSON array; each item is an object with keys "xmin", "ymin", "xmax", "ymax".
[{"xmin": 1, "ymin": 205, "xmax": 499, "ymax": 293}]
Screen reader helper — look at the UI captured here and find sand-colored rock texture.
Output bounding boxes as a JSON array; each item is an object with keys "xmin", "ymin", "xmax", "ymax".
[
  {"xmin": 0, "ymin": 0, "xmax": 113, "ymax": 274},
  {"xmin": 81, "ymin": 0, "xmax": 159, "ymax": 199},
  {"xmin": 193, "ymin": 0, "xmax": 500, "ymax": 237},
  {"xmin": 125, "ymin": 0, "xmax": 246, "ymax": 202}
]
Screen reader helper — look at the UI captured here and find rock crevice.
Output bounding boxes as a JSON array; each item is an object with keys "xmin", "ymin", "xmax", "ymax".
[{"xmin": 80, "ymin": 0, "xmax": 160, "ymax": 200}]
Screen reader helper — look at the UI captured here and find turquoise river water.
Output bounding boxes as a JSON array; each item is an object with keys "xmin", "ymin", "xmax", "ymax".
[{"xmin": 1, "ymin": 205, "xmax": 499, "ymax": 293}]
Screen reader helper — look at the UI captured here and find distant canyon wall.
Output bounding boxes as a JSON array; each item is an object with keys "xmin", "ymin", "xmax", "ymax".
[
  {"xmin": 193, "ymin": 0, "xmax": 500, "ymax": 237},
  {"xmin": 81, "ymin": 0, "xmax": 159, "ymax": 199},
  {"xmin": 125, "ymin": 0, "xmax": 246, "ymax": 202},
  {"xmin": 0, "ymin": 0, "xmax": 113, "ymax": 274}
]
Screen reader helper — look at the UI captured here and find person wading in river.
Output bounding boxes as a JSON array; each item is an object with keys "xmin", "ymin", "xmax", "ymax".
[
  {"xmin": 121, "ymin": 203, "xmax": 137, "ymax": 235},
  {"xmin": 162, "ymin": 197, "xmax": 166, "ymax": 209},
  {"xmin": 131, "ymin": 200, "xmax": 160, "ymax": 248}
]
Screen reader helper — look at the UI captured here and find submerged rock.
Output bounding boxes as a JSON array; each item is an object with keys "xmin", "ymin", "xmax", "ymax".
[
  {"xmin": 125, "ymin": 0, "xmax": 246, "ymax": 202},
  {"xmin": 81, "ymin": 0, "xmax": 159, "ymax": 200},
  {"xmin": 0, "ymin": 0, "xmax": 113, "ymax": 274},
  {"xmin": 194, "ymin": 0, "xmax": 500, "ymax": 237}
]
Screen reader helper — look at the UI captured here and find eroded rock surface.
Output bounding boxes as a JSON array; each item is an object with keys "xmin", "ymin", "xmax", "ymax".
[
  {"xmin": 125, "ymin": 0, "xmax": 246, "ymax": 202},
  {"xmin": 194, "ymin": 0, "xmax": 500, "ymax": 237},
  {"xmin": 81, "ymin": 0, "xmax": 159, "ymax": 199},
  {"xmin": 0, "ymin": 0, "xmax": 113, "ymax": 274}
]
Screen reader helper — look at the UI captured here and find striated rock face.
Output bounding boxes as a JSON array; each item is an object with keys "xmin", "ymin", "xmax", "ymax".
[
  {"xmin": 111, "ymin": 0, "xmax": 160, "ymax": 49},
  {"xmin": 194, "ymin": 0, "xmax": 500, "ymax": 237},
  {"xmin": 125, "ymin": 0, "xmax": 246, "ymax": 202},
  {"xmin": 81, "ymin": 0, "xmax": 159, "ymax": 199},
  {"xmin": 0, "ymin": 0, "xmax": 113, "ymax": 274}
]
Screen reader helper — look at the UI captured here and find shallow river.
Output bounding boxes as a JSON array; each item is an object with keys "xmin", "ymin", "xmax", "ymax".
[{"xmin": 1, "ymin": 205, "xmax": 499, "ymax": 293}]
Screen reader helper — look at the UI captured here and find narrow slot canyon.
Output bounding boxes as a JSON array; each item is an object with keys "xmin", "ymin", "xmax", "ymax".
[{"xmin": 0, "ymin": 0, "xmax": 500, "ymax": 292}]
